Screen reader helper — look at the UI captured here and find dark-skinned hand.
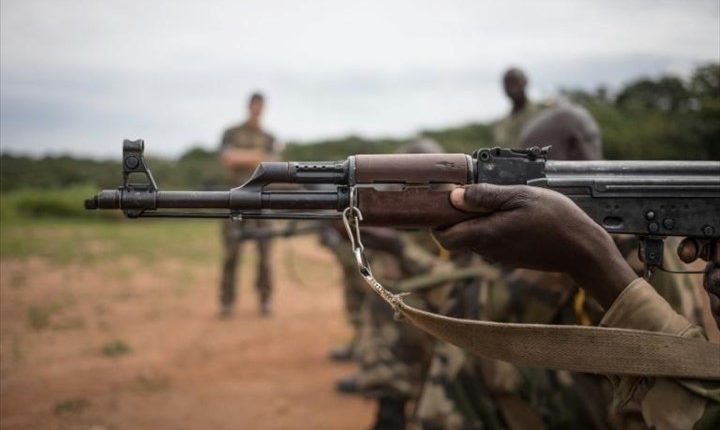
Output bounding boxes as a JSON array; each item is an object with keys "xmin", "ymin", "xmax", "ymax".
[{"xmin": 433, "ymin": 184, "xmax": 637, "ymax": 309}]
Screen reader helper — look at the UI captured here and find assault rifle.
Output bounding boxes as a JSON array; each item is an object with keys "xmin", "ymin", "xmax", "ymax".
[{"xmin": 85, "ymin": 140, "xmax": 720, "ymax": 273}]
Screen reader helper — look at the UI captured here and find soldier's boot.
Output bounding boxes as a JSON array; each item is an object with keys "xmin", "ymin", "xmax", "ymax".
[
  {"xmin": 370, "ymin": 397, "xmax": 406, "ymax": 430},
  {"xmin": 335, "ymin": 375, "xmax": 360, "ymax": 394},
  {"xmin": 328, "ymin": 342, "xmax": 355, "ymax": 362}
]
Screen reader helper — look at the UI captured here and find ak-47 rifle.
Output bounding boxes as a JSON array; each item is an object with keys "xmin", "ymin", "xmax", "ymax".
[
  {"xmin": 86, "ymin": 139, "xmax": 719, "ymax": 274},
  {"xmin": 85, "ymin": 139, "xmax": 720, "ymax": 379}
]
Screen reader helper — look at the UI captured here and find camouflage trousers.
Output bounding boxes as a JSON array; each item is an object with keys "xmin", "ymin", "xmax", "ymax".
[
  {"xmin": 319, "ymin": 227, "xmax": 365, "ymax": 333},
  {"xmin": 416, "ymin": 342, "xmax": 615, "ymax": 430},
  {"xmin": 415, "ymin": 274, "xmax": 616, "ymax": 430},
  {"xmin": 220, "ymin": 219, "xmax": 273, "ymax": 307},
  {"xmin": 329, "ymin": 237, "xmax": 435, "ymax": 400},
  {"xmin": 355, "ymin": 290, "xmax": 434, "ymax": 400}
]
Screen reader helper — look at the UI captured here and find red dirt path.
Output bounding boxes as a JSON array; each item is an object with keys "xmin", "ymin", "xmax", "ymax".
[{"xmin": 0, "ymin": 237, "xmax": 374, "ymax": 430}]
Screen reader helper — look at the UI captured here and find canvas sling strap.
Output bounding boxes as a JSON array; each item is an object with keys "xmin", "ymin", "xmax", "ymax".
[{"xmin": 341, "ymin": 206, "xmax": 720, "ymax": 380}]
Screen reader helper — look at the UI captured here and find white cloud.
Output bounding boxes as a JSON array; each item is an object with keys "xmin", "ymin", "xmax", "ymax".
[{"xmin": 1, "ymin": 0, "xmax": 718, "ymax": 157}]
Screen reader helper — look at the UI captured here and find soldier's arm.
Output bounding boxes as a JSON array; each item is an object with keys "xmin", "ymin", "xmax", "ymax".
[
  {"xmin": 220, "ymin": 148, "xmax": 266, "ymax": 169},
  {"xmin": 219, "ymin": 129, "xmax": 268, "ymax": 169},
  {"xmin": 433, "ymin": 184, "xmax": 719, "ymax": 428},
  {"xmin": 433, "ymin": 184, "xmax": 635, "ymax": 309},
  {"xmin": 598, "ymin": 277, "xmax": 719, "ymax": 428}
]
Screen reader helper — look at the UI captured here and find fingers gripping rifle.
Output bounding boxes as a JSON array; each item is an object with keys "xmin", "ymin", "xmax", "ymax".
[{"xmin": 86, "ymin": 139, "xmax": 720, "ymax": 274}]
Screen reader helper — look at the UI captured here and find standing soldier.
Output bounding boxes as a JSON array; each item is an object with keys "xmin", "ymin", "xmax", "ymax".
[
  {"xmin": 219, "ymin": 92, "xmax": 278, "ymax": 317},
  {"xmin": 492, "ymin": 67, "xmax": 547, "ymax": 146}
]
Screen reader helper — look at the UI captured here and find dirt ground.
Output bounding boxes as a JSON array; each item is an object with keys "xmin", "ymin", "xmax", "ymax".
[
  {"xmin": 0, "ymin": 235, "xmax": 374, "ymax": 430},
  {"xmin": 2, "ymin": 221, "xmax": 719, "ymax": 430}
]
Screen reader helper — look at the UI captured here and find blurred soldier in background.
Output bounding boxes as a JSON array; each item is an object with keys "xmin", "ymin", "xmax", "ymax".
[
  {"xmin": 218, "ymin": 92, "xmax": 278, "ymax": 317},
  {"xmin": 493, "ymin": 67, "xmax": 548, "ymax": 147}
]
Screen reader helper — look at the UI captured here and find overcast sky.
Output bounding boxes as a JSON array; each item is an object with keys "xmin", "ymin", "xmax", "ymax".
[{"xmin": 1, "ymin": 0, "xmax": 718, "ymax": 158}]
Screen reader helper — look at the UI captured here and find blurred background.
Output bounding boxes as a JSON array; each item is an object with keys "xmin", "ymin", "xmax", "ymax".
[{"xmin": 1, "ymin": 1, "xmax": 718, "ymax": 429}]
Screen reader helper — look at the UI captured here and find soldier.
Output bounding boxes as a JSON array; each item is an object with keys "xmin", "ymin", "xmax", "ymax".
[
  {"xmin": 492, "ymin": 67, "xmax": 548, "ymax": 147},
  {"xmin": 218, "ymin": 92, "xmax": 278, "ymax": 317},
  {"xmin": 415, "ymin": 105, "xmax": 711, "ymax": 430}
]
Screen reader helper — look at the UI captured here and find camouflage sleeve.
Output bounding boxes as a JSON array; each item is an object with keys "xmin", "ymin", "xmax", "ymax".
[{"xmin": 600, "ymin": 278, "xmax": 720, "ymax": 429}]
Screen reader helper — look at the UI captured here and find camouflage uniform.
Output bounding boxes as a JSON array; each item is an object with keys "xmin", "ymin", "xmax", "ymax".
[
  {"xmin": 219, "ymin": 122, "xmax": 277, "ymax": 311},
  {"xmin": 320, "ymin": 224, "xmax": 439, "ymax": 397},
  {"xmin": 319, "ymin": 226, "xmax": 366, "ymax": 341},
  {"xmin": 415, "ymin": 270, "xmax": 613, "ymax": 430},
  {"xmin": 353, "ymin": 231, "xmax": 441, "ymax": 400}
]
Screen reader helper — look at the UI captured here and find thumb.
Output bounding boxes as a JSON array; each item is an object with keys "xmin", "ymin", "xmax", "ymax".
[{"xmin": 450, "ymin": 183, "xmax": 529, "ymax": 213}]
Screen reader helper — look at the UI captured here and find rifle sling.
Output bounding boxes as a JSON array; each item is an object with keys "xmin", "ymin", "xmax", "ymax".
[{"xmin": 395, "ymin": 300, "xmax": 720, "ymax": 380}]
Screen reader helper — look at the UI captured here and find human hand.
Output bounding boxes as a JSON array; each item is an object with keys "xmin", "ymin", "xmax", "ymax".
[{"xmin": 433, "ymin": 184, "xmax": 637, "ymax": 308}]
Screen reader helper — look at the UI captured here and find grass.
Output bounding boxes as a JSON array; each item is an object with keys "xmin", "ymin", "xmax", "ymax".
[
  {"xmin": 0, "ymin": 185, "xmax": 117, "ymax": 222},
  {"xmin": 101, "ymin": 339, "xmax": 132, "ymax": 357},
  {"xmin": 1, "ymin": 187, "xmax": 221, "ymax": 265},
  {"xmin": 1, "ymin": 218, "xmax": 219, "ymax": 264},
  {"xmin": 27, "ymin": 306, "xmax": 54, "ymax": 330},
  {"xmin": 54, "ymin": 398, "xmax": 90, "ymax": 415},
  {"xmin": 27, "ymin": 303, "xmax": 64, "ymax": 330},
  {"xmin": 1, "ymin": 214, "xmax": 220, "ymax": 266}
]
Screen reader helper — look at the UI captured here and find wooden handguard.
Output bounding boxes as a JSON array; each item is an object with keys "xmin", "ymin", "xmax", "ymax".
[
  {"xmin": 353, "ymin": 153, "xmax": 476, "ymax": 228},
  {"xmin": 354, "ymin": 153, "xmax": 474, "ymax": 184},
  {"xmin": 357, "ymin": 187, "xmax": 477, "ymax": 228}
]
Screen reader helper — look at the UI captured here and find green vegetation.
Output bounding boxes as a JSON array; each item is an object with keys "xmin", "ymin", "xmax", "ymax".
[
  {"xmin": 284, "ymin": 135, "xmax": 409, "ymax": 160},
  {"xmin": 1, "ymin": 184, "xmax": 120, "ymax": 221},
  {"xmin": 27, "ymin": 297, "xmax": 74, "ymax": 330},
  {"xmin": 563, "ymin": 63, "xmax": 719, "ymax": 160},
  {"xmin": 54, "ymin": 398, "xmax": 90, "ymax": 415},
  {"xmin": 27, "ymin": 305, "xmax": 57, "ymax": 330},
  {"xmin": 282, "ymin": 123, "xmax": 496, "ymax": 160},
  {"xmin": 0, "ymin": 147, "xmax": 231, "ymax": 192},
  {"xmin": 101, "ymin": 339, "xmax": 131, "ymax": 357},
  {"xmin": 0, "ymin": 217, "xmax": 218, "ymax": 264}
]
